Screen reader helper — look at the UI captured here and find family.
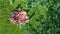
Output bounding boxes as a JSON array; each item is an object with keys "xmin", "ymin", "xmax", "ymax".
[{"xmin": 8, "ymin": 8, "xmax": 29, "ymax": 28}]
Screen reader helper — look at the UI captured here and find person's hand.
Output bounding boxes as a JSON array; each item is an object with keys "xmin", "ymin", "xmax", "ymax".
[{"xmin": 25, "ymin": 19, "xmax": 29, "ymax": 23}]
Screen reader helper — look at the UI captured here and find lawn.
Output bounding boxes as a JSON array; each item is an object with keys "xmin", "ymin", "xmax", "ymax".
[{"xmin": 0, "ymin": 0, "xmax": 60, "ymax": 34}]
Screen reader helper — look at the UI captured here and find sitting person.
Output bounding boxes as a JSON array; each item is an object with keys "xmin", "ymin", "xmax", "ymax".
[
  {"xmin": 9, "ymin": 11, "xmax": 19, "ymax": 24},
  {"xmin": 17, "ymin": 11, "xmax": 29, "ymax": 28},
  {"xmin": 9, "ymin": 8, "xmax": 29, "ymax": 28}
]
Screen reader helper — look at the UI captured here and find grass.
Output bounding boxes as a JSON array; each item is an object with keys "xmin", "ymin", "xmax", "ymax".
[{"xmin": 0, "ymin": 0, "xmax": 60, "ymax": 34}]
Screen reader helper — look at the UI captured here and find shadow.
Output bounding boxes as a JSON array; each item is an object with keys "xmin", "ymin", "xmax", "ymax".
[
  {"xmin": 29, "ymin": 12, "xmax": 35, "ymax": 19},
  {"xmin": 16, "ymin": 4, "xmax": 22, "ymax": 9},
  {"xmin": 56, "ymin": 31, "xmax": 60, "ymax": 34},
  {"xmin": 12, "ymin": 0, "xmax": 15, "ymax": 3}
]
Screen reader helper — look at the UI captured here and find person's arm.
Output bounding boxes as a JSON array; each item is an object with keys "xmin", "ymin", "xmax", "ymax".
[
  {"xmin": 24, "ymin": 16, "xmax": 29, "ymax": 23},
  {"xmin": 16, "ymin": 13, "xmax": 20, "ymax": 17},
  {"xmin": 26, "ymin": 16, "xmax": 29, "ymax": 19}
]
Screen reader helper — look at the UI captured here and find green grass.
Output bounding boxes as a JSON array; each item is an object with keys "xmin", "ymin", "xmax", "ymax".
[{"xmin": 0, "ymin": 0, "xmax": 60, "ymax": 34}]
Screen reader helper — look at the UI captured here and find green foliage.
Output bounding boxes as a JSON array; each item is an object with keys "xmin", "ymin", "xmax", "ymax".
[{"xmin": 0, "ymin": 0, "xmax": 60, "ymax": 34}]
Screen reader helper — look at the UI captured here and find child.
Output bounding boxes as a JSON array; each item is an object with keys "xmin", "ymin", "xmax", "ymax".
[
  {"xmin": 17, "ymin": 11, "xmax": 29, "ymax": 28},
  {"xmin": 9, "ymin": 8, "xmax": 21, "ymax": 24},
  {"xmin": 9, "ymin": 11, "xmax": 19, "ymax": 24}
]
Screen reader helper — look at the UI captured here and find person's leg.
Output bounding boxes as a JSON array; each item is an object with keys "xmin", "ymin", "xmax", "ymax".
[
  {"xmin": 19, "ymin": 23, "xmax": 22, "ymax": 28},
  {"xmin": 20, "ymin": 23, "xmax": 22, "ymax": 28},
  {"xmin": 19, "ymin": 22, "xmax": 24, "ymax": 28},
  {"xmin": 9, "ymin": 18, "xmax": 16, "ymax": 24},
  {"xmin": 18, "ymin": 20, "xmax": 25, "ymax": 28}
]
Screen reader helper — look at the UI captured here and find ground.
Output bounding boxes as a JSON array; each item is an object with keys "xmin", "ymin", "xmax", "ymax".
[{"xmin": 0, "ymin": 0, "xmax": 60, "ymax": 34}]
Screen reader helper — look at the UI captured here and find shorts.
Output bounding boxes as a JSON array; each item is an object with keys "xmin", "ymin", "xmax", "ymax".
[
  {"xmin": 19, "ymin": 22, "xmax": 24, "ymax": 24},
  {"xmin": 19, "ymin": 20, "xmax": 24, "ymax": 24}
]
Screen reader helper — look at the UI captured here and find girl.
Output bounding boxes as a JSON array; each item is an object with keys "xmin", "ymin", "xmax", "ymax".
[{"xmin": 17, "ymin": 11, "xmax": 29, "ymax": 28}]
